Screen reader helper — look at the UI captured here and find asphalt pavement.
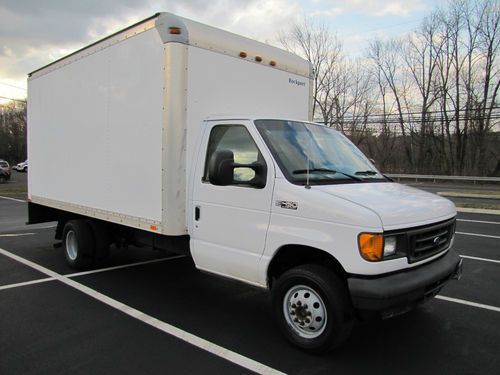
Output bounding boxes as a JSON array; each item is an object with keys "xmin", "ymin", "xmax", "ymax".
[{"xmin": 0, "ymin": 190, "xmax": 499, "ymax": 374}]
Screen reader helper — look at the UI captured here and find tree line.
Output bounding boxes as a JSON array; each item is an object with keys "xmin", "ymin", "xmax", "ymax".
[
  {"xmin": 280, "ymin": 0, "xmax": 499, "ymax": 176},
  {"xmin": 0, "ymin": 101, "xmax": 26, "ymax": 165},
  {"xmin": 1, "ymin": 0, "xmax": 498, "ymax": 176}
]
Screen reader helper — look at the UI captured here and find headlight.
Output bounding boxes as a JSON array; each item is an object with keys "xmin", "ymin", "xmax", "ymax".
[
  {"xmin": 383, "ymin": 236, "xmax": 397, "ymax": 257},
  {"xmin": 358, "ymin": 234, "xmax": 398, "ymax": 261}
]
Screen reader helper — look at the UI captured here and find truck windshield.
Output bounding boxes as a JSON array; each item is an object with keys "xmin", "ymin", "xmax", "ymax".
[{"xmin": 254, "ymin": 119, "xmax": 386, "ymax": 185}]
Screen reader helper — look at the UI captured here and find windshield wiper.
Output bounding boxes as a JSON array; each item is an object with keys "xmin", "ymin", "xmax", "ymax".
[
  {"xmin": 354, "ymin": 170, "xmax": 378, "ymax": 176},
  {"xmin": 293, "ymin": 168, "xmax": 337, "ymax": 174},
  {"xmin": 292, "ymin": 168, "xmax": 363, "ymax": 182}
]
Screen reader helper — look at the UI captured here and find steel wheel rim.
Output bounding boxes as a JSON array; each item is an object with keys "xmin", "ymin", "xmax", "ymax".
[
  {"xmin": 283, "ymin": 284, "xmax": 327, "ymax": 338},
  {"xmin": 66, "ymin": 230, "xmax": 78, "ymax": 261}
]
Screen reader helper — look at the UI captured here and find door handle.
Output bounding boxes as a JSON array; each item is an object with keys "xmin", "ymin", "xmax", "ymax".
[{"xmin": 195, "ymin": 206, "xmax": 200, "ymax": 221}]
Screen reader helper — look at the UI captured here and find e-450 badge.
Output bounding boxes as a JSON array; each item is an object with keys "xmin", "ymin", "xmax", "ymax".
[{"xmin": 275, "ymin": 200, "xmax": 298, "ymax": 210}]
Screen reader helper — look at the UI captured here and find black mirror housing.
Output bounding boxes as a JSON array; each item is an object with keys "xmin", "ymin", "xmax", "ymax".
[
  {"xmin": 208, "ymin": 150, "xmax": 267, "ymax": 188},
  {"xmin": 208, "ymin": 149, "xmax": 235, "ymax": 186}
]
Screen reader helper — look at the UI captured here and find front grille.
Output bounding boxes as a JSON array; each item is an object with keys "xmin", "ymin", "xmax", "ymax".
[{"xmin": 407, "ymin": 219, "xmax": 455, "ymax": 263}]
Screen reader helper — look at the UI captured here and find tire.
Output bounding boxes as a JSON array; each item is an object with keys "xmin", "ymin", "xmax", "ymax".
[
  {"xmin": 87, "ymin": 220, "xmax": 111, "ymax": 263},
  {"xmin": 62, "ymin": 220, "xmax": 95, "ymax": 269},
  {"xmin": 272, "ymin": 264, "xmax": 353, "ymax": 353}
]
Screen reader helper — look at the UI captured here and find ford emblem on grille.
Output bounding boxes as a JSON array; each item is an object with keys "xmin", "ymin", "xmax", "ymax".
[{"xmin": 433, "ymin": 236, "xmax": 441, "ymax": 245}]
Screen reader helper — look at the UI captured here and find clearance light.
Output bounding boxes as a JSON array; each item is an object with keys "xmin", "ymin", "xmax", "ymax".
[
  {"xmin": 239, "ymin": 51, "xmax": 247, "ymax": 58},
  {"xmin": 169, "ymin": 27, "xmax": 181, "ymax": 35},
  {"xmin": 150, "ymin": 225, "xmax": 158, "ymax": 231},
  {"xmin": 358, "ymin": 233, "xmax": 383, "ymax": 261},
  {"xmin": 269, "ymin": 60, "xmax": 277, "ymax": 66},
  {"xmin": 255, "ymin": 56, "xmax": 262, "ymax": 62}
]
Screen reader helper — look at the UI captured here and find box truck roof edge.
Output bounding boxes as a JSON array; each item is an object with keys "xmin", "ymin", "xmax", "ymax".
[{"xmin": 28, "ymin": 12, "xmax": 312, "ymax": 80}]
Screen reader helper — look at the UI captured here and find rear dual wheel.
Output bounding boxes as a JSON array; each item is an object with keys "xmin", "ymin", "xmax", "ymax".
[
  {"xmin": 62, "ymin": 219, "xmax": 110, "ymax": 269},
  {"xmin": 272, "ymin": 264, "xmax": 353, "ymax": 353}
]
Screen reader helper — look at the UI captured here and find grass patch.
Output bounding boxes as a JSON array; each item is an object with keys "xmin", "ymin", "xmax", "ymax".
[{"xmin": 0, "ymin": 187, "xmax": 27, "ymax": 195}]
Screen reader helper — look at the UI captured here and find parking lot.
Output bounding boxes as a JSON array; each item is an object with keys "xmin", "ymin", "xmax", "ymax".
[{"xmin": 1, "ymin": 184, "xmax": 499, "ymax": 374}]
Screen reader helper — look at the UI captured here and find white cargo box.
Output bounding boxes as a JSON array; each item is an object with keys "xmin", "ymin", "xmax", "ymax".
[{"xmin": 28, "ymin": 12, "xmax": 311, "ymax": 235}]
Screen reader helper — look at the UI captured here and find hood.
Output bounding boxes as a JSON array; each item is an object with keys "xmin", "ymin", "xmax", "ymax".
[{"xmin": 314, "ymin": 182, "xmax": 456, "ymax": 230}]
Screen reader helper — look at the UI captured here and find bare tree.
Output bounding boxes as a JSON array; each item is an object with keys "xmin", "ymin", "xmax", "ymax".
[
  {"xmin": 368, "ymin": 38, "xmax": 417, "ymax": 170},
  {"xmin": 279, "ymin": 1, "xmax": 499, "ymax": 176},
  {"xmin": 0, "ymin": 101, "xmax": 27, "ymax": 164},
  {"xmin": 279, "ymin": 17, "xmax": 342, "ymax": 123}
]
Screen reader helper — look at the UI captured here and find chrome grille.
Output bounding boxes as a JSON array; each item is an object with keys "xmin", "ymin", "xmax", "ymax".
[{"xmin": 408, "ymin": 219, "xmax": 455, "ymax": 263}]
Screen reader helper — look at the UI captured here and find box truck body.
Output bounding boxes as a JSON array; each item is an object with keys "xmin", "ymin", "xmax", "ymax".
[
  {"xmin": 27, "ymin": 13, "xmax": 462, "ymax": 353},
  {"xmin": 28, "ymin": 13, "xmax": 311, "ymax": 235}
]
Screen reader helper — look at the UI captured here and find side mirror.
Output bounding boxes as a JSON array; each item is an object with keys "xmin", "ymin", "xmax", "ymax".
[
  {"xmin": 208, "ymin": 149, "xmax": 267, "ymax": 188},
  {"xmin": 208, "ymin": 149, "xmax": 234, "ymax": 186}
]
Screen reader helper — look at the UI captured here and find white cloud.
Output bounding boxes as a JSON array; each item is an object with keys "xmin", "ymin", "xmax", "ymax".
[
  {"xmin": 0, "ymin": 0, "xmax": 431, "ymax": 98},
  {"xmin": 314, "ymin": 0, "xmax": 428, "ymax": 17}
]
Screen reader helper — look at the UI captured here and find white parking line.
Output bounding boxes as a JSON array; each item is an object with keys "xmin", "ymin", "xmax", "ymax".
[
  {"xmin": 32, "ymin": 224, "xmax": 57, "ymax": 229},
  {"xmin": 457, "ymin": 219, "xmax": 500, "ymax": 225},
  {"xmin": 460, "ymin": 255, "xmax": 500, "ymax": 265},
  {"xmin": 0, "ymin": 255, "xmax": 187, "ymax": 291},
  {"xmin": 0, "ymin": 277, "xmax": 55, "ymax": 291},
  {"xmin": 0, "ymin": 195, "xmax": 26, "ymax": 203},
  {"xmin": 0, "ymin": 247, "xmax": 284, "ymax": 375},
  {"xmin": 65, "ymin": 255, "xmax": 186, "ymax": 278},
  {"xmin": 436, "ymin": 295, "xmax": 500, "ymax": 313},
  {"xmin": 456, "ymin": 231, "xmax": 500, "ymax": 239}
]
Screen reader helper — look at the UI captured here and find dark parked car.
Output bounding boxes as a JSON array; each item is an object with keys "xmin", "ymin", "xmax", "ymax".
[{"xmin": 0, "ymin": 160, "xmax": 11, "ymax": 183}]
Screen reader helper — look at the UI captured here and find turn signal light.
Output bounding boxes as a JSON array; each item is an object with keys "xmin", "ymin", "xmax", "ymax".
[
  {"xmin": 169, "ymin": 27, "xmax": 181, "ymax": 35},
  {"xmin": 358, "ymin": 233, "xmax": 383, "ymax": 261}
]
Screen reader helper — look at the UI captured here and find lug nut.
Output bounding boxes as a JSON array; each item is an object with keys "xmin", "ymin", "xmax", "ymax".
[{"xmin": 297, "ymin": 301, "xmax": 302, "ymax": 306}]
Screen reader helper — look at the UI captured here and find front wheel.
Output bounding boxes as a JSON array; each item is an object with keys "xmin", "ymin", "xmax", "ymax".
[{"xmin": 272, "ymin": 264, "xmax": 353, "ymax": 353}]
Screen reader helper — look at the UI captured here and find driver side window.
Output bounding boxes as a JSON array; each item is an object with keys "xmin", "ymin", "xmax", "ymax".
[{"xmin": 203, "ymin": 125, "xmax": 264, "ymax": 185}]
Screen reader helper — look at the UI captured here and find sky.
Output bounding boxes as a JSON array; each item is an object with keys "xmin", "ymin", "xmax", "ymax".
[{"xmin": 0, "ymin": 0, "xmax": 443, "ymax": 103}]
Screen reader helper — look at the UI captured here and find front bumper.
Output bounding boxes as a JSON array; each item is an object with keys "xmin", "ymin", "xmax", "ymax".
[{"xmin": 348, "ymin": 250, "xmax": 462, "ymax": 313}]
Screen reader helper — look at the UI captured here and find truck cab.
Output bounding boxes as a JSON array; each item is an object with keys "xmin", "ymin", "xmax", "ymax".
[{"xmin": 189, "ymin": 117, "xmax": 462, "ymax": 352}]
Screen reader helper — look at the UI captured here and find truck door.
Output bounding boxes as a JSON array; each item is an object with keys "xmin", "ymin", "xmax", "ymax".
[{"xmin": 191, "ymin": 120, "xmax": 274, "ymax": 285}]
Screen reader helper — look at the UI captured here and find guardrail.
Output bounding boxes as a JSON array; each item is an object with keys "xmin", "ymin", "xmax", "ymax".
[{"xmin": 386, "ymin": 174, "xmax": 500, "ymax": 184}]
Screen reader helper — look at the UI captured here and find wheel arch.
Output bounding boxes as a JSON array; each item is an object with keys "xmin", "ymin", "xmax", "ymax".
[{"xmin": 267, "ymin": 244, "xmax": 347, "ymax": 289}]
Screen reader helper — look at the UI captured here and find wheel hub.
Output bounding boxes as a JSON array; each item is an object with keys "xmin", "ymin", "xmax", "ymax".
[{"xmin": 283, "ymin": 285, "xmax": 327, "ymax": 338}]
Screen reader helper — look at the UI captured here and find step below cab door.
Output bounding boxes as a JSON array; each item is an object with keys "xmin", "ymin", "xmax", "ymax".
[{"xmin": 191, "ymin": 120, "xmax": 275, "ymax": 286}]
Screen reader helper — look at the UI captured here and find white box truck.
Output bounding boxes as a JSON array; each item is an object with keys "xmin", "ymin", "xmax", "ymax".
[{"xmin": 27, "ymin": 12, "xmax": 462, "ymax": 352}]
